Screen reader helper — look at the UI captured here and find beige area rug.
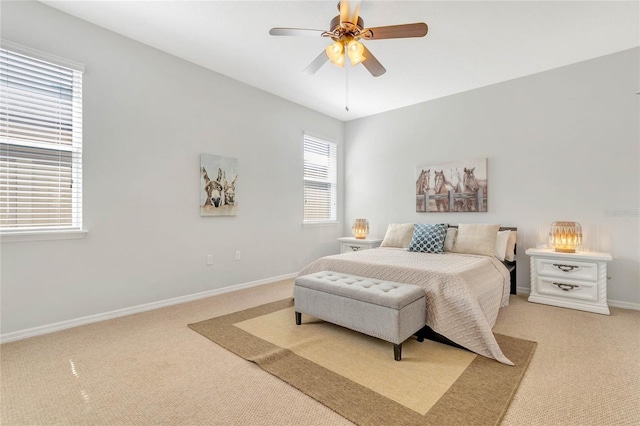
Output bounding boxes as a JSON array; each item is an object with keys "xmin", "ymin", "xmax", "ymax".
[{"xmin": 189, "ymin": 299, "xmax": 536, "ymax": 426}]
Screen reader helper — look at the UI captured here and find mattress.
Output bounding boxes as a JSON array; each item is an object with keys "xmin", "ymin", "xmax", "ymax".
[{"xmin": 298, "ymin": 247, "xmax": 513, "ymax": 365}]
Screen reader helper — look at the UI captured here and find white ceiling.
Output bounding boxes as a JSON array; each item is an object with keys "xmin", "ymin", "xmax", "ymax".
[{"xmin": 41, "ymin": 0, "xmax": 639, "ymax": 121}]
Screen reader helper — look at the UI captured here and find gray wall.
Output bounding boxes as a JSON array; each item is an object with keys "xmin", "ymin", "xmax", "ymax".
[
  {"xmin": 344, "ymin": 48, "xmax": 640, "ymax": 307},
  {"xmin": 0, "ymin": 1, "xmax": 344, "ymax": 335}
]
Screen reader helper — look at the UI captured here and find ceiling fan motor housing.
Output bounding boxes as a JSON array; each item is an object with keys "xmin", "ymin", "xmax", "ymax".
[{"xmin": 330, "ymin": 15, "xmax": 365, "ymax": 37}]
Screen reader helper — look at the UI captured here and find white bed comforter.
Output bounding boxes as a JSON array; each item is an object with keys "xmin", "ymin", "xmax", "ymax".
[{"xmin": 298, "ymin": 247, "xmax": 513, "ymax": 365}]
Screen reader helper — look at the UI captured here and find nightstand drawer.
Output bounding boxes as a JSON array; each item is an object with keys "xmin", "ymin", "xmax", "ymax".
[
  {"xmin": 337, "ymin": 237, "xmax": 382, "ymax": 254},
  {"xmin": 536, "ymin": 258, "xmax": 598, "ymax": 281},
  {"xmin": 536, "ymin": 276, "xmax": 597, "ymax": 302},
  {"xmin": 340, "ymin": 243, "xmax": 367, "ymax": 253}
]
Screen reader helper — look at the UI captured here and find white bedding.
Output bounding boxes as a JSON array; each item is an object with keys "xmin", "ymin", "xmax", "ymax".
[{"xmin": 298, "ymin": 247, "xmax": 513, "ymax": 365}]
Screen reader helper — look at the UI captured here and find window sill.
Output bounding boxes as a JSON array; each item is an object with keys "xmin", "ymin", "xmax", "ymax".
[
  {"xmin": 0, "ymin": 230, "xmax": 88, "ymax": 243},
  {"xmin": 303, "ymin": 221, "xmax": 340, "ymax": 227}
]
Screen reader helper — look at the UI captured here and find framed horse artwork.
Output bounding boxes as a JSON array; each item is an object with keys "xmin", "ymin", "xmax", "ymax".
[{"xmin": 415, "ymin": 158, "xmax": 488, "ymax": 213}]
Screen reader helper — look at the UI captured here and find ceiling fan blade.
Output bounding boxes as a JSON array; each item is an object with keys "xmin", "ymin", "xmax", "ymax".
[
  {"xmin": 339, "ymin": 0, "xmax": 361, "ymax": 29},
  {"xmin": 303, "ymin": 50, "xmax": 330, "ymax": 75},
  {"xmin": 361, "ymin": 45, "xmax": 386, "ymax": 77},
  {"xmin": 269, "ymin": 28, "xmax": 326, "ymax": 37},
  {"xmin": 363, "ymin": 22, "xmax": 428, "ymax": 40}
]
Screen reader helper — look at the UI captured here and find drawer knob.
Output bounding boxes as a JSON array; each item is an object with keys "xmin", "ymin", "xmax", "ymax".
[
  {"xmin": 553, "ymin": 282, "xmax": 580, "ymax": 291},
  {"xmin": 349, "ymin": 245, "xmax": 360, "ymax": 251},
  {"xmin": 553, "ymin": 263, "xmax": 579, "ymax": 272}
]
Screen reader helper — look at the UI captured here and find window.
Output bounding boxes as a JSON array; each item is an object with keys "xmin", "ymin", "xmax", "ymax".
[
  {"xmin": 303, "ymin": 134, "xmax": 337, "ymax": 223},
  {"xmin": 0, "ymin": 43, "xmax": 84, "ymax": 234}
]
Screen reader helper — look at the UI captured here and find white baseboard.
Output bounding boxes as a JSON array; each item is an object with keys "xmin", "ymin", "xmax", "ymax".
[
  {"xmin": 515, "ymin": 286, "xmax": 639, "ymax": 311},
  {"xmin": 608, "ymin": 299, "xmax": 640, "ymax": 311},
  {"xmin": 0, "ymin": 273, "xmax": 297, "ymax": 344}
]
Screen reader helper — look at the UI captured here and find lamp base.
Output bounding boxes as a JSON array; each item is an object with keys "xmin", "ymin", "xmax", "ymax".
[{"xmin": 554, "ymin": 248, "xmax": 576, "ymax": 253}]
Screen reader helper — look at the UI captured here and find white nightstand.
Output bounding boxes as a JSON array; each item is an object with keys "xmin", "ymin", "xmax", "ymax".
[
  {"xmin": 338, "ymin": 237, "xmax": 382, "ymax": 254},
  {"xmin": 525, "ymin": 248, "xmax": 612, "ymax": 315}
]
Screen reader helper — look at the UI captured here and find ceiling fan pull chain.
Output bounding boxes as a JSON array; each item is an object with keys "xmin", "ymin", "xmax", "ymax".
[{"xmin": 345, "ymin": 56, "xmax": 350, "ymax": 112}]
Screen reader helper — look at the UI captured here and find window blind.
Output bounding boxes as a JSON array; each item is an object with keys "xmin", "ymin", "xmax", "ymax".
[
  {"xmin": 303, "ymin": 134, "xmax": 337, "ymax": 223},
  {"xmin": 0, "ymin": 46, "xmax": 83, "ymax": 233}
]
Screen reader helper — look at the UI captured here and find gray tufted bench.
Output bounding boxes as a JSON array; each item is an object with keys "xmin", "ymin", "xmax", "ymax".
[{"xmin": 294, "ymin": 271, "xmax": 426, "ymax": 361}]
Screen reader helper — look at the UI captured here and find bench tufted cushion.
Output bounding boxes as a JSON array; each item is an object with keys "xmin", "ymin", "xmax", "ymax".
[{"xmin": 295, "ymin": 271, "xmax": 425, "ymax": 310}]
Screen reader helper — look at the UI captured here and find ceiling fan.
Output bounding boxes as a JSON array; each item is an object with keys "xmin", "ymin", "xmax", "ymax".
[{"xmin": 269, "ymin": 0, "xmax": 428, "ymax": 77}]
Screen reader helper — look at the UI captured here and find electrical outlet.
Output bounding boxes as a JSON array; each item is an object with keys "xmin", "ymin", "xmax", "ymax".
[
  {"xmin": 206, "ymin": 254, "xmax": 213, "ymax": 266},
  {"xmin": 235, "ymin": 251, "xmax": 241, "ymax": 261}
]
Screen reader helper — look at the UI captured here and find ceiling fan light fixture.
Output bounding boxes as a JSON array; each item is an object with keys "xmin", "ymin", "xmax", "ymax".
[
  {"xmin": 347, "ymin": 39, "xmax": 366, "ymax": 65},
  {"xmin": 326, "ymin": 41, "xmax": 345, "ymax": 67}
]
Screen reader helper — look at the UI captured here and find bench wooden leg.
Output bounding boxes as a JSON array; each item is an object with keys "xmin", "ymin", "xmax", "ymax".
[
  {"xmin": 394, "ymin": 343, "xmax": 402, "ymax": 361},
  {"xmin": 295, "ymin": 311, "xmax": 301, "ymax": 325}
]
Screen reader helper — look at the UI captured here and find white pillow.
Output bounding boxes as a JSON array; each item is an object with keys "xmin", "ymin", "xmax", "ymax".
[
  {"xmin": 505, "ymin": 231, "xmax": 517, "ymax": 262},
  {"xmin": 452, "ymin": 223, "xmax": 501, "ymax": 257},
  {"xmin": 495, "ymin": 230, "xmax": 510, "ymax": 261},
  {"xmin": 380, "ymin": 223, "xmax": 415, "ymax": 248},
  {"xmin": 444, "ymin": 227, "xmax": 457, "ymax": 252}
]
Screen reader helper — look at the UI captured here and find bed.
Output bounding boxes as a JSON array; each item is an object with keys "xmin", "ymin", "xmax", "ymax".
[{"xmin": 298, "ymin": 224, "xmax": 517, "ymax": 365}]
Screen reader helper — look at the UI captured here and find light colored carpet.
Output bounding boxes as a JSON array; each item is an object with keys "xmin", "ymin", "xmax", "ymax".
[
  {"xmin": 1, "ymin": 279, "xmax": 639, "ymax": 425},
  {"xmin": 495, "ymin": 294, "xmax": 640, "ymax": 425},
  {"xmin": 189, "ymin": 299, "xmax": 535, "ymax": 425}
]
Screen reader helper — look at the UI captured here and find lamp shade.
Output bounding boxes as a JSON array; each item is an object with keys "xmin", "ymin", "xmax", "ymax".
[
  {"xmin": 549, "ymin": 221, "xmax": 582, "ymax": 253},
  {"xmin": 352, "ymin": 218, "xmax": 369, "ymax": 239},
  {"xmin": 326, "ymin": 41, "xmax": 345, "ymax": 67},
  {"xmin": 347, "ymin": 40, "xmax": 366, "ymax": 66}
]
